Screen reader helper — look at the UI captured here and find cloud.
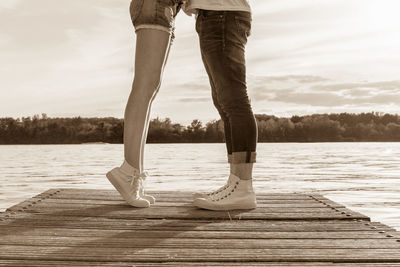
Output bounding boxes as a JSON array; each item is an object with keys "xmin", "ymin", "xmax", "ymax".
[
  {"xmin": 311, "ymin": 81, "xmax": 400, "ymax": 92},
  {"xmin": 171, "ymin": 78, "xmax": 210, "ymax": 92},
  {"xmin": 250, "ymin": 74, "xmax": 330, "ymax": 84},
  {"xmin": 1, "ymin": 0, "xmax": 400, "ymax": 123},
  {"xmin": 178, "ymin": 97, "xmax": 210, "ymax": 103},
  {"xmin": 0, "ymin": 0, "xmax": 23, "ymax": 9},
  {"xmin": 248, "ymin": 74, "xmax": 400, "ymax": 113}
]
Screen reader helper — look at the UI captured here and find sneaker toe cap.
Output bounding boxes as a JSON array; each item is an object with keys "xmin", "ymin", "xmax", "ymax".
[
  {"xmin": 127, "ymin": 198, "xmax": 150, "ymax": 208},
  {"xmin": 143, "ymin": 195, "xmax": 156, "ymax": 204}
]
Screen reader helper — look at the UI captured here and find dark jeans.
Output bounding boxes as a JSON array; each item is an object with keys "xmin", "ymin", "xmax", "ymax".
[{"xmin": 196, "ymin": 10, "xmax": 257, "ymax": 164}]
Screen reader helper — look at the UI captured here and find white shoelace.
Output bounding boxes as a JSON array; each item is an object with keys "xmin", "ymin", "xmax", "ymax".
[
  {"xmin": 133, "ymin": 170, "xmax": 148, "ymax": 179},
  {"xmin": 210, "ymin": 181, "xmax": 240, "ymax": 201},
  {"xmin": 127, "ymin": 170, "xmax": 148, "ymax": 195},
  {"xmin": 126, "ymin": 176, "xmax": 139, "ymax": 194},
  {"xmin": 208, "ymin": 185, "xmax": 229, "ymax": 197}
]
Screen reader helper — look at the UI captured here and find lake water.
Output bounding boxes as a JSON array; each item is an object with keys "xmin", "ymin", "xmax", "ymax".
[{"xmin": 1, "ymin": 143, "xmax": 399, "ymax": 230}]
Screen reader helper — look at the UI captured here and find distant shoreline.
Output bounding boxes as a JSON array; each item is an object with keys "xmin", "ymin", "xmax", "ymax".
[
  {"xmin": 1, "ymin": 112, "xmax": 399, "ymax": 144},
  {"xmin": 1, "ymin": 141, "xmax": 400, "ymax": 145}
]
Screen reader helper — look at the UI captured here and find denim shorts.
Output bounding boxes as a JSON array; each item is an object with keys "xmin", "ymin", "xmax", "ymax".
[{"xmin": 130, "ymin": 0, "xmax": 183, "ymax": 36}]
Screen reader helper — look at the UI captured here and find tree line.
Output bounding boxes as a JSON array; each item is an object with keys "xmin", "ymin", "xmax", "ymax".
[{"xmin": 0, "ymin": 112, "xmax": 399, "ymax": 144}]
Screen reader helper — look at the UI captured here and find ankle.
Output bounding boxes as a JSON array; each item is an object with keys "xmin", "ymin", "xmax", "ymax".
[
  {"xmin": 230, "ymin": 171, "xmax": 252, "ymax": 180},
  {"xmin": 236, "ymin": 175, "xmax": 252, "ymax": 180},
  {"xmin": 231, "ymin": 162, "xmax": 253, "ymax": 180}
]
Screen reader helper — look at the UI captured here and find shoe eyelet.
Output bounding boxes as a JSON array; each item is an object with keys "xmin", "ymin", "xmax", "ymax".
[
  {"xmin": 231, "ymin": 189, "xmax": 234, "ymax": 192},
  {"xmin": 236, "ymin": 182, "xmax": 239, "ymax": 185}
]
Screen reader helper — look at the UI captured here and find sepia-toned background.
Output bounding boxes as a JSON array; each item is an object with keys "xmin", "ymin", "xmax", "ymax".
[{"xmin": 0, "ymin": 0, "xmax": 399, "ymax": 231}]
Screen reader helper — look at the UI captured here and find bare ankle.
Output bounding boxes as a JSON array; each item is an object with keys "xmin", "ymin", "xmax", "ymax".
[{"xmin": 231, "ymin": 163, "xmax": 253, "ymax": 180}]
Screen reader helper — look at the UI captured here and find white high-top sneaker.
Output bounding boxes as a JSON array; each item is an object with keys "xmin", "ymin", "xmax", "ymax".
[
  {"xmin": 193, "ymin": 174, "xmax": 257, "ymax": 211},
  {"xmin": 106, "ymin": 167, "xmax": 150, "ymax": 208},
  {"xmin": 192, "ymin": 174, "xmax": 235, "ymax": 199}
]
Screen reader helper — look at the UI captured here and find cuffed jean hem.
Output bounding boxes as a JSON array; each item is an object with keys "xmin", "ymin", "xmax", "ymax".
[
  {"xmin": 135, "ymin": 24, "xmax": 172, "ymax": 34},
  {"xmin": 228, "ymin": 151, "xmax": 256, "ymax": 164},
  {"xmin": 135, "ymin": 24, "xmax": 176, "ymax": 40}
]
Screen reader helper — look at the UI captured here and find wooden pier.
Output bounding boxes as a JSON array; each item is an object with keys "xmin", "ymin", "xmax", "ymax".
[{"xmin": 1, "ymin": 189, "xmax": 400, "ymax": 266}]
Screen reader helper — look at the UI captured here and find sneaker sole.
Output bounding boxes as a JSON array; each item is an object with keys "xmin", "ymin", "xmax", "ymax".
[
  {"xmin": 192, "ymin": 193, "xmax": 208, "ymax": 199},
  {"xmin": 193, "ymin": 198, "xmax": 257, "ymax": 211},
  {"xmin": 106, "ymin": 171, "xmax": 149, "ymax": 208}
]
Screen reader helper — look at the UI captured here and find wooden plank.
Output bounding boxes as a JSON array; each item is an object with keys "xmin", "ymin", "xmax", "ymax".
[
  {"xmin": 1, "ymin": 227, "xmax": 397, "ymax": 239},
  {"xmin": 48, "ymin": 194, "xmax": 321, "ymax": 201},
  {"xmin": 10, "ymin": 201, "xmax": 349, "ymax": 212},
  {"xmin": 1, "ymin": 246, "xmax": 400, "ymax": 262},
  {"xmin": 2, "ymin": 261, "xmax": 400, "ymax": 267},
  {"xmin": 3, "ymin": 209, "xmax": 368, "ymax": 220},
  {"xmin": 5, "ymin": 205, "xmax": 368, "ymax": 220},
  {"xmin": 31, "ymin": 198, "xmax": 345, "ymax": 208},
  {"xmin": 41, "ymin": 189, "xmax": 318, "ymax": 200},
  {"xmin": 335, "ymin": 208, "xmax": 374, "ymax": 221},
  {"xmin": 18, "ymin": 196, "xmax": 337, "ymax": 204},
  {"xmin": 334, "ymin": 265, "xmax": 400, "ymax": 267},
  {"xmin": 47, "ymin": 195, "xmax": 322, "ymax": 203},
  {"xmin": 1, "ymin": 235, "xmax": 400, "ymax": 249},
  {"xmin": 57, "ymin": 188, "xmax": 315, "ymax": 197},
  {"xmin": 0, "ymin": 260, "xmax": 341, "ymax": 267},
  {"xmin": 0, "ymin": 212, "xmax": 359, "ymax": 224},
  {"xmin": 0, "ymin": 214, "xmax": 390, "ymax": 232},
  {"xmin": 3, "ymin": 220, "xmax": 390, "ymax": 232},
  {"xmin": 1, "ymin": 261, "xmax": 400, "ymax": 267},
  {"xmin": 1, "ymin": 221, "xmax": 392, "ymax": 233}
]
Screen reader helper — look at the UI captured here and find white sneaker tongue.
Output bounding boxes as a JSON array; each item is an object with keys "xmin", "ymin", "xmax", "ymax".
[{"xmin": 229, "ymin": 173, "xmax": 241, "ymax": 183}]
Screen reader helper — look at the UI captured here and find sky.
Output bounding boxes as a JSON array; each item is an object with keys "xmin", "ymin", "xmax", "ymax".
[{"xmin": 1, "ymin": 0, "xmax": 400, "ymax": 125}]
